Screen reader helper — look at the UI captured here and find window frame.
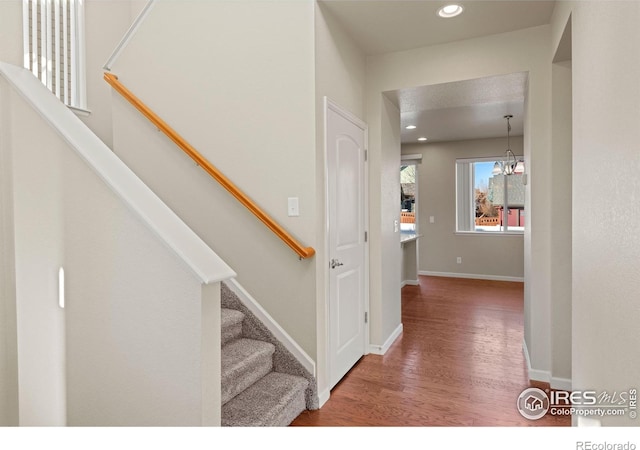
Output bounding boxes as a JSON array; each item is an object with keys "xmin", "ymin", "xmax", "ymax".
[
  {"xmin": 455, "ymin": 156, "xmax": 525, "ymax": 235},
  {"xmin": 400, "ymin": 154, "xmax": 421, "ymax": 235},
  {"xmin": 22, "ymin": 0, "xmax": 87, "ymax": 111}
]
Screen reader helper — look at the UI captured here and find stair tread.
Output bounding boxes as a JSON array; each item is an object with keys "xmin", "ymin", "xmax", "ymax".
[
  {"xmin": 221, "ymin": 308, "xmax": 244, "ymax": 329},
  {"xmin": 221, "ymin": 308, "xmax": 245, "ymax": 346},
  {"xmin": 222, "ymin": 372, "xmax": 309, "ymax": 426},
  {"xmin": 221, "ymin": 338, "xmax": 275, "ymax": 379}
]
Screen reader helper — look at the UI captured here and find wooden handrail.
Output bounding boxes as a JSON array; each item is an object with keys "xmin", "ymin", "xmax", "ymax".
[{"xmin": 104, "ymin": 72, "xmax": 315, "ymax": 259}]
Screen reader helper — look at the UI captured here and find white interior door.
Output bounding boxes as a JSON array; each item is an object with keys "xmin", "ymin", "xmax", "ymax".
[{"xmin": 326, "ymin": 99, "xmax": 367, "ymax": 389}]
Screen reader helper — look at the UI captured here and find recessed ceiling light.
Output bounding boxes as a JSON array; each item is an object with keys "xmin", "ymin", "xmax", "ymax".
[
  {"xmin": 418, "ymin": 137, "xmax": 428, "ymax": 141},
  {"xmin": 438, "ymin": 4, "xmax": 464, "ymax": 18},
  {"xmin": 406, "ymin": 125, "xmax": 417, "ymax": 130}
]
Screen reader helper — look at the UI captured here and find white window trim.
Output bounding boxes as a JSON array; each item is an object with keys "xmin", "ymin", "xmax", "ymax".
[
  {"xmin": 22, "ymin": 0, "xmax": 87, "ymax": 110},
  {"xmin": 401, "ymin": 153, "xmax": 423, "ymax": 163},
  {"xmin": 400, "ymin": 160, "xmax": 419, "ymax": 234},
  {"xmin": 455, "ymin": 157, "xmax": 525, "ymax": 235},
  {"xmin": 455, "ymin": 230, "xmax": 524, "ymax": 237}
]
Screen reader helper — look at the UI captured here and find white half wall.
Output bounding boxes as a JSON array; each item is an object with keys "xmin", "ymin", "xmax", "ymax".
[
  {"xmin": 60, "ymin": 130, "xmax": 208, "ymax": 426},
  {"xmin": 4, "ymin": 66, "xmax": 224, "ymax": 426},
  {"xmin": 9, "ymin": 91, "xmax": 67, "ymax": 426}
]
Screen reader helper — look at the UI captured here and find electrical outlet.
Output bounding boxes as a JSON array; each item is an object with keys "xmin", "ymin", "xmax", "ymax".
[
  {"xmin": 429, "ymin": 216, "xmax": 435, "ymax": 224},
  {"xmin": 456, "ymin": 257, "xmax": 462, "ymax": 264}
]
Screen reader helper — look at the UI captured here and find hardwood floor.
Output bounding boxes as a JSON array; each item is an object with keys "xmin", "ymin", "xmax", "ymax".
[{"xmin": 292, "ymin": 276, "xmax": 569, "ymax": 427}]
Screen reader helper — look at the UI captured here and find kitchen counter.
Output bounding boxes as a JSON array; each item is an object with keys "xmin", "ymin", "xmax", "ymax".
[
  {"xmin": 401, "ymin": 231, "xmax": 420, "ymax": 244},
  {"xmin": 400, "ymin": 232, "xmax": 420, "ymax": 286}
]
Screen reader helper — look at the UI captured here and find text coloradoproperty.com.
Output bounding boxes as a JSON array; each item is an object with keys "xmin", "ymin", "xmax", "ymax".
[{"xmin": 552, "ymin": 407, "xmax": 628, "ymax": 417}]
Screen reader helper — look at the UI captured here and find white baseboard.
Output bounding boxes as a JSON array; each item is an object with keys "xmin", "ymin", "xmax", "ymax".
[
  {"xmin": 401, "ymin": 279, "xmax": 419, "ymax": 288},
  {"xmin": 369, "ymin": 323, "xmax": 403, "ymax": 355},
  {"xmin": 225, "ymin": 278, "xmax": 316, "ymax": 376},
  {"xmin": 522, "ymin": 339, "xmax": 573, "ymax": 389},
  {"xmin": 522, "ymin": 338, "xmax": 550, "ymax": 382},
  {"xmin": 419, "ymin": 270, "xmax": 524, "ymax": 283},
  {"xmin": 318, "ymin": 389, "xmax": 330, "ymax": 408},
  {"xmin": 529, "ymin": 368, "xmax": 551, "ymax": 383},
  {"xmin": 551, "ymin": 377, "xmax": 572, "ymax": 391},
  {"xmin": 577, "ymin": 416, "xmax": 601, "ymax": 427},
  {"xmin": 522, "ymin": 337, "xmax": 532, "ymax": 370}
]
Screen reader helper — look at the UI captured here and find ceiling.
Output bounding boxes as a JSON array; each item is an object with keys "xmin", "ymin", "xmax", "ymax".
[
  {"xmin": 319, "ymin": 0, "xmax": 556, "ymax": 144},
  {"xmin": 390, "ymin": 72, "xmax": 528, "ymax": 143}
]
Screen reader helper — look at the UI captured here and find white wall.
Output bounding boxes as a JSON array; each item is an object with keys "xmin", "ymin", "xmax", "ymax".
[
  {"xmin": 0, "ymin": 0, "xmax": 152, "ymax": 425},
  {"xmin": 314, "ymin": 2, "xmax": 366, "ymax": 400},
  {"xmin": 0, "ymin": 0, "xmax": 22, "ymax": 427},
  {"xmin": 62, "ymin": 138, "xmax": 207, "ymax": 426},
  {"xmin": 0, "ymin": 0, "xmax": 139, "ymax": 148},
  {"xmin": 0, "ymin": 0, "xmax": 22, "ymax": 65},
  {"xmin": 404, "ymin": 137, "xmax": 525, "ymax": 280},
  {"xmin": 0, "ymin": 80, "xmax": 19, "ymax": 427},
  {"xmin": 78, "ymin": 0, "xmax": 142, "ymax": 147},
  {"xmin": 550, "ymin": 45, "xmax": 572, "ymax": 385},
  {"xmin": 315, "ymin": 2, "xmax": 366, "ymax": 120},
  {"xmin": 5, "ymin": 75, "xmax": 218, "ymax": 426},
  {"xmin": 569, "ymin": 1, "xmax": 640, "ymax": 426},
  {"xmin": 548, "ymin": 1, "xmax": 573, "ymax": 391},
  {"xmin": 110, "ymin": 1, "xmax": 318, "ymax": 357},
  {"xmin": 401, "ymin": 239, "xmax": 418, "ymax": 286},
  {"xmin": 367, "ymin": 94, "xmax": 403, "ymax": 347},
  {"xmin": 366, "ymin": 26, "xmax": 552, "ymax": 375},
  {"xmin": 9, "ymin": 91, "xmax": 67, "ymax": 426}
]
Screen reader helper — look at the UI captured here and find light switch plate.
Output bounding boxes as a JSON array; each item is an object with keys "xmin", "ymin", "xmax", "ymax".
[{"xmin": 288, "ymin": 197, "xmax": 299, "ymax": 217}]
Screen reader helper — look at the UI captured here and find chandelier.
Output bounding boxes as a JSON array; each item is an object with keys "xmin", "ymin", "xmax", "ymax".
[{"xmin": 492, "ymin": 115, "xmax": 525, "ymax": 176}]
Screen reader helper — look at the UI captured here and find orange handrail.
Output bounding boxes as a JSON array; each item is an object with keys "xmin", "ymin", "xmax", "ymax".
[{"xmin": 104, "ymin": 72, "xmax": 315, "ymax": 260}]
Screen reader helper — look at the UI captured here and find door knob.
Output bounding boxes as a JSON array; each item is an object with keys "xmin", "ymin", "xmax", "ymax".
[{"xmin": 330, "ymin": 258, "xmax": 344, "ymax": 269}]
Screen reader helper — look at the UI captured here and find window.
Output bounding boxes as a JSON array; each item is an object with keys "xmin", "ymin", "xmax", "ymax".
[
  {"xmin": 456, "ymin": 157, "xmax": 525, "ymax": 233},
  {"xmin": 23, "ymin": 0, "xmax": 86, "ymax": 109},
  {"xmin": 401, "ymin": 164, "xmax": 417, "ymax": 232},
  {"xmin": 400, "ymin": 153, "xmax": 421, "ymax": 234}
]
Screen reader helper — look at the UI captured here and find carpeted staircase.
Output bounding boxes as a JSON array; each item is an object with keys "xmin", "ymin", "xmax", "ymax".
[{"xmin": 221, "ymin": 283, "xmax": 317, "ymax": 426}]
